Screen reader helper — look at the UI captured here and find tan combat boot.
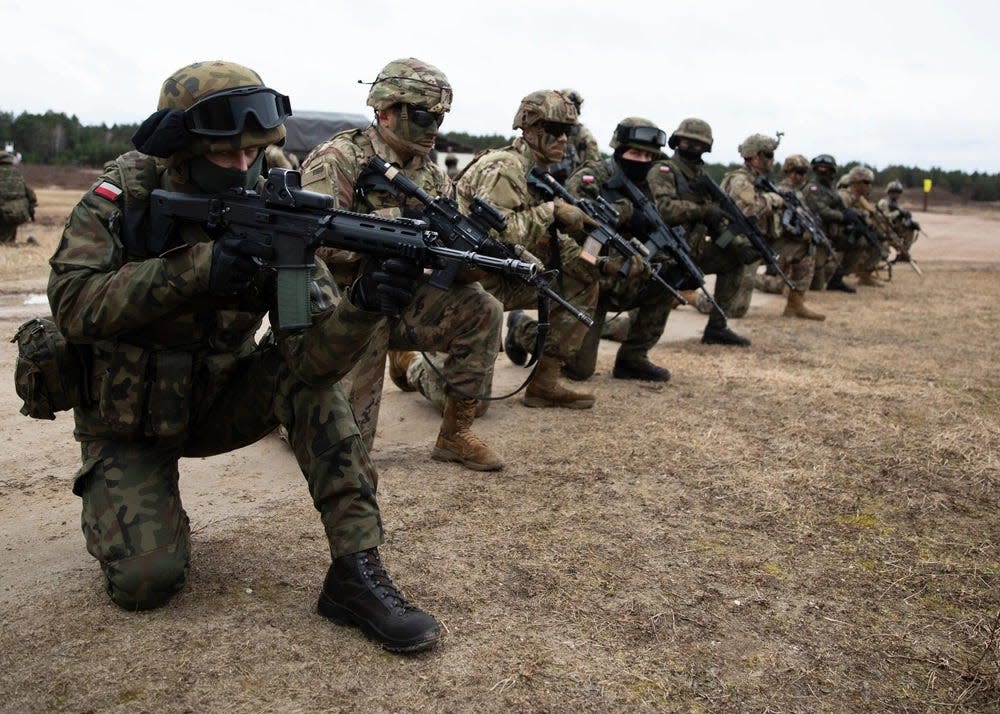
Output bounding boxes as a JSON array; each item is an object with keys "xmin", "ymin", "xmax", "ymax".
[
  {"xmin": 432, "ymin": 396, "xmax": 503, "ymax": 471},
  {"xmin": 523, "ymin": 356, "xmax": 596, "ymax": 409},
  {"xmin": 855, "ymin": 269, "xmax": 885, "ymax": 287},
  {"xmin": 387, "ymin": 351, "xmax": 417, "ymax": 391},
  {"xmin": 783, "ymin": 290, "xmax": 826, "ymax": 321}
]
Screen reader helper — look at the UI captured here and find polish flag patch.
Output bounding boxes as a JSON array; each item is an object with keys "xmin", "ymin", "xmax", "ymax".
[
  {"xmin": 582, "ymin": 175, "xmax": 595, "ymax": 185},
  {"xmin": 659, "ymin": 165, "xmax": 671, "ymax": 173},
  {"xmin": 93, "ymin": 182, "xmax": 123, "ymax": 201}
]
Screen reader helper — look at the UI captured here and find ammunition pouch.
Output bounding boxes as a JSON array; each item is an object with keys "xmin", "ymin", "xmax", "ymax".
[{"xmin": 12, "ymin": 317, "xmax": 90, "ymax": 420}]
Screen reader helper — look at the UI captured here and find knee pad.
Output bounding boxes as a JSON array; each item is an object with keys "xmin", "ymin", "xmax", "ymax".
[{"xmin": 103, "ymin": 541, "xmax": 189, "ymax": 611}]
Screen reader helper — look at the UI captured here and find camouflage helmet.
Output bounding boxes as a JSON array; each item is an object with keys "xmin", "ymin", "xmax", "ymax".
[
  {"xmin": 811, "ymin": 153, "xmax": 837, "ymax": 169},
  {"xmin": 738, "ymin": 133, "xmax": 778, "ymax": 159},
  {"xmin": 366, "ymin": 57, "xmax": 452, "ymax": 113},
  {"xmin": 562, "ymin": 88, "xmax": 584, "ymax": 111},
  {"xmin": 846, "ymin": 165, "xmax": 875, "ymax": 184},
  {"xmin": 609, "ymin": 117, "xmax": 667, "ymax": 154},
  {"xmin": 157, "ymin": 60, "xmax": 287, "ymax": 158},
  {"xmin": 782, "ymin": 154, "xmax": 809, "ymax": 174},
  {"xmin": 668, "ymin": 117, "xmax": 714, "ymax": 151},
  {"xmin": 512, "ymin": 90, "xmax": 577, "ymax": 130},
  {"xmin": 887, "ymin": 179, "xmax": 904, "ymax": 193}
]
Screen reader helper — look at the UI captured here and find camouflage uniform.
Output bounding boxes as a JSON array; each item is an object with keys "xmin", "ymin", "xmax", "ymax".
[
  {"xmin": 300, "ymin": 126, "xmax": 501, "ymax": 451},
  {"xmin": 876, "ymin": 183, "xmax": 918, "ymax": 257},
  {"xmin": 803, "ymin": 157, "xmax": 864, "ymax": 289},
  {"xmin": 561, "ymin": 148, "xmax": 673, "ymax": 380},
  {"xmin": 458, "ymin": 136, "xmax": 600, "ymax": 364},
  {"xmin": 0, "ymin": 151, "xmax": 37, "ymax": 243},
  {"xmin": 43, "ymin": 64, "xmax": 444, "ymax": 655},
  {"xmin": 838, "ymin": 167, "xmax": 891, "ymax": 279},
  {"xmin": 49, "ymin": 152, "xmax": 387, "ymax": 609}
]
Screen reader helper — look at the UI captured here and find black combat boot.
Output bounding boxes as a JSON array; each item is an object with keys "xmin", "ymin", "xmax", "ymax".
[
  {"xmin": 701, "ymin": 322, "xmax": 751, "ymax": 347},
  {"xmin": 612, "ymin": 353, "xmax": 671, "ymax": 382},
  {"xmin": 504, "ymin": 310, "xmax": 529, "ymax": 366},
  {"xmin": 318, "ymin": 548, "xmax": 440, "ymax": 653},
  {"xmin": 826, "ymin": 274, "xmax": 857, "ymax": 293}
]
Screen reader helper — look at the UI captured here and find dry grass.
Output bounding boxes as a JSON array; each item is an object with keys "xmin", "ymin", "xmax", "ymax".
[{"xmin": 0, "ymin": 192, "xmax": 996, "ymax": 712}]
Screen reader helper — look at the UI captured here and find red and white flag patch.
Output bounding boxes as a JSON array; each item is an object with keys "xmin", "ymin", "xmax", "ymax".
[
  {"xmin": 93, "ymin": 182, "xmax": 123, "ymax": 201},
  {"xmin": 659, "ymin": 165, "xmax": 671, "ymax": 173}
]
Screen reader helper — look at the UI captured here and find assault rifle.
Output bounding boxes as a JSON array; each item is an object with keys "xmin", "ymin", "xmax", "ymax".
[
  {"xmin": 692, "ymin": 173, "xmax": 795, "ymax": 290},
  {"xmin": 150, "ymin": 168, "xmax": 539, "ymax": 330},
  {"xmin": 604, "ymin": 169, "xmax": 726, "ymax": 318},
  {"xmin": 526, "ymin": 166, "xmax": 686, "ymax": 304},
  {"xmin": 365, "ymin": 156, "xmax": 593, "ymax": 328},
  {"xmin": 755, "ymin": 176, "xmax": 842, "ymax": 274},
  {"xmin": 845, "ymin": 202, "xmax": 891, "ymax": 261}
]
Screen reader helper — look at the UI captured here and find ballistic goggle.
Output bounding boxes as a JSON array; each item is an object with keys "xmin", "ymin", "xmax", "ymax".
[
  {"xmin": 184, "ymin": 86, "xmax": 292, "ymax": 137},
  {"xmin": 615, "ymin": 124, "xmax": 667, "ymax": 148},
  {"xmin": 811, "ymin": 153, "xmax": 836, "ymax": 167}
]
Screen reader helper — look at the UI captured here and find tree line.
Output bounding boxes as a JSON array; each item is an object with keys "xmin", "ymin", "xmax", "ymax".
[{"xmin": 3, "ymin": 111, "xmax": 999, "ymax": 201}]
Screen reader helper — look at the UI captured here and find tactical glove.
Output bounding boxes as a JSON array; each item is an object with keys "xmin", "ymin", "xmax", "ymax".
[
  {"xmin": 209, "ymin": 233, "xmax": 274, "ymax": 295},
  {"xmin": 735, "ymin": 243, "xmax": 763, "ymax": 265},
  {"xmin": 842, "ymin": 208, "xmax": 863, "ymax": 224},
  {"xmin": 552, "ymin": 198, "xmax": 598, "ymax": 236},
  {"xmin": 599, "ymin": 253, "xmax": 651, "ymax": 281},
  {"xmin": 700, "ymin": 204, "xmax": 725, "ymax": 230},
  {"xmin": 350, "ymin": 257, "xmax": 423, "ymax": 317}
]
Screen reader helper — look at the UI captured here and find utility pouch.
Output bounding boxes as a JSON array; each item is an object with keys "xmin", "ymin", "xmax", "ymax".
[
  {"xmin": 94, "ymin": 341, "xmax": 150, "ymax": 434},
  {"xmin": 11, "ymin": 317, "xmax": 88, "ymax": 420},
  {"xmin": 145, "ymin": 349, "xmax": 193, "ymax": 438},
  {"xmin": 715, "ymin": 229, "xmax": 737, "ymax": 250}
]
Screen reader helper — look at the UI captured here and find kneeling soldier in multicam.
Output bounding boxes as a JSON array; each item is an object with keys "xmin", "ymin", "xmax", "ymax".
[
  {"xmin": 47, "ymin": 60, "xmax": 440, "ymax": 652},
  {"xmin": 838, "ymin": 165, "xmax": 891, "ymax": 287},
  {"xmin": 458, "ymin": 89, "xmax": 607, "ymax": 409},
  {"xmin": 877, "ymin": 179, "xmax": 920, "ymax": 263},
  {"xmin": 300, "ymin": 58, "xmax": 504, "ymax": 472}
]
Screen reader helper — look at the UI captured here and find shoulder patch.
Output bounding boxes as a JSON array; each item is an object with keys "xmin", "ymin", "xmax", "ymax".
[
  {"xmin": 93, "ymin": 181, "xmax": 123, "ymax": 202},
  {"xmin": 659, "ymin": 165, "xmax": 671, "ymax": 173},
  {"xmin": 582, "ymin": 175, "xmax": 595, "ymax": 185},
  {"xmin": 809, "ymin": 185, "xmax": 818, "ymax": 192}
]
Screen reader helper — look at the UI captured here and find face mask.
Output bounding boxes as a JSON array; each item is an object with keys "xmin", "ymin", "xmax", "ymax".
[
  {"xmin": 677, "ymin": 148, "xmax": 704, "ymax": 164},
  {"xmin": 619, "ymin": 157, "xmax": 651, "ymax": 182},
  {"xmin": 189, "ymin": 151, "xmax": 264, "ymax": 194}
]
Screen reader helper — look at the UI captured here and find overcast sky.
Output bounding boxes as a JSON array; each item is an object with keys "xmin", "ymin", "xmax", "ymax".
[{"xmin": 3, "ymin": 0, "xmax": 997, "ymax": 172}]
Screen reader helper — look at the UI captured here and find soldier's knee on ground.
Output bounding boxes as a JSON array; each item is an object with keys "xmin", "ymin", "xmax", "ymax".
[{"xmin": 103, "ymin": 540, "xmax": 190, "ymax": 610}]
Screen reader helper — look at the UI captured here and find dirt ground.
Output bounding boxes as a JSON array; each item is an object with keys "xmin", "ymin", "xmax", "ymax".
[{"xmin": 0, "ymin": 182, "xmax": 997, "ymax": 713}]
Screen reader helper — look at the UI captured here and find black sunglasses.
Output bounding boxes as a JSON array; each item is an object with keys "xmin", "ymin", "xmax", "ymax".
[
  {"xmin": 185, "ymin": 86, "xmax": 292, "ymax": 137},
  {"xmin": 860, "ymin": 179, "xmax": 873, "ymax": 185},
  {"xmin": 540, "ymin": 121, "xmax": 575, "ymax": 138},
  {"xmin": 790, "ymin": 168, "xmax": 808, "ymax": 175},
  {"xmin": 406, "ymin": 104, "xmax": 444, "ymax": 129},
  {"xmin": 761, "ymin": 150, "xmax": 775, "ymax": 159}
]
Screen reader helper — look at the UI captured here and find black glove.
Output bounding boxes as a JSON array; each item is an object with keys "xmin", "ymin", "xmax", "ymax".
[
  {"xmin": 700, "ymin": 204, "xmax": 725, "ymax": 230},
  {"xmin": 735, "ymin": 243, "xmax": 762, "ymax": 265},
  {"xmin": 843, "ymin": 208, "xmax": 862, "ymax": 225},
  {"xmin": 350, "ymin": 257, "xmax": 423, "ymax": 316},
  {"xmin": 209, "ymin": 233, "xmax": 274, "ymax": 295}
]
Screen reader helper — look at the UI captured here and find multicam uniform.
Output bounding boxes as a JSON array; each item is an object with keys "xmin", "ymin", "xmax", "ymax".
[
  {"xmin": 457, "ymin": 136, "xmax": 600, "ymax": 368},
  {"xmin": 721, "ymin": 164, "xmax": 777, "ymax": 316},
  {"xmin": 838, "ymin": 181, "xmax": 891, "ymax": 278},
  {"xmin": 0, "ymin": 151, "xmax": 37, "ymax": 243},
  {"xmin": 876, "ymin": 193, "xmax": 918, "ymax": 257},
  {"xmin": 48, "ymin": 151, "xmax": 386, "ymax": 610},
  {"xmin": 300, "ymin": 127, "xmax": 501, "ymax": 450}
]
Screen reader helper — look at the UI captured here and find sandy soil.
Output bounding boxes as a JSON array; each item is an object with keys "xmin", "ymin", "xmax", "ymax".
[{"xmin": 0, "ymin": 186, "xmax": 996, "ymax": 712}]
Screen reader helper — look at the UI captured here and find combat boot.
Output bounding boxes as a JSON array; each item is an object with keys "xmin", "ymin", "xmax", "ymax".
[
  {"xmin": 702, "ymin": 322, "xmax": 751, "ymax": 347},
  {"xmin": 388, "ymin": 350, "xmax": 417, "ymax": 392},
  {"xmin": 504, "ymin": 310, "xmax": 529, "ymax": 366},
  {"xmin": 432, "ymin": 396, "xmax": 503, "ymax": 471},
  {"xmin": 855, "ymin": 269, "xmax": 885, "ymax": 287},
  {"xmin": 613, "ymin": 352, "xmax": 671, "ymax": 382},
  {"xmin": 318, "ymin": 548, "xmax": 440, "ymax": 653},
  {"xmin": 783, "ymin": 290, "xmax": 826, "ymax": 321},
  {"xmin": 524, "ymin": 356, "xmax": 595, "ymax": 409},
  {"xmin": 826, "ymin": 274, "xmax": 857, "ymax": 293}
]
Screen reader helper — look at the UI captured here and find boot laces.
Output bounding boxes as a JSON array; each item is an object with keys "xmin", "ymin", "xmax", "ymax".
[{"xmin": 360, "ymin": 549, "xmax": 415, "ymax": 612}]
